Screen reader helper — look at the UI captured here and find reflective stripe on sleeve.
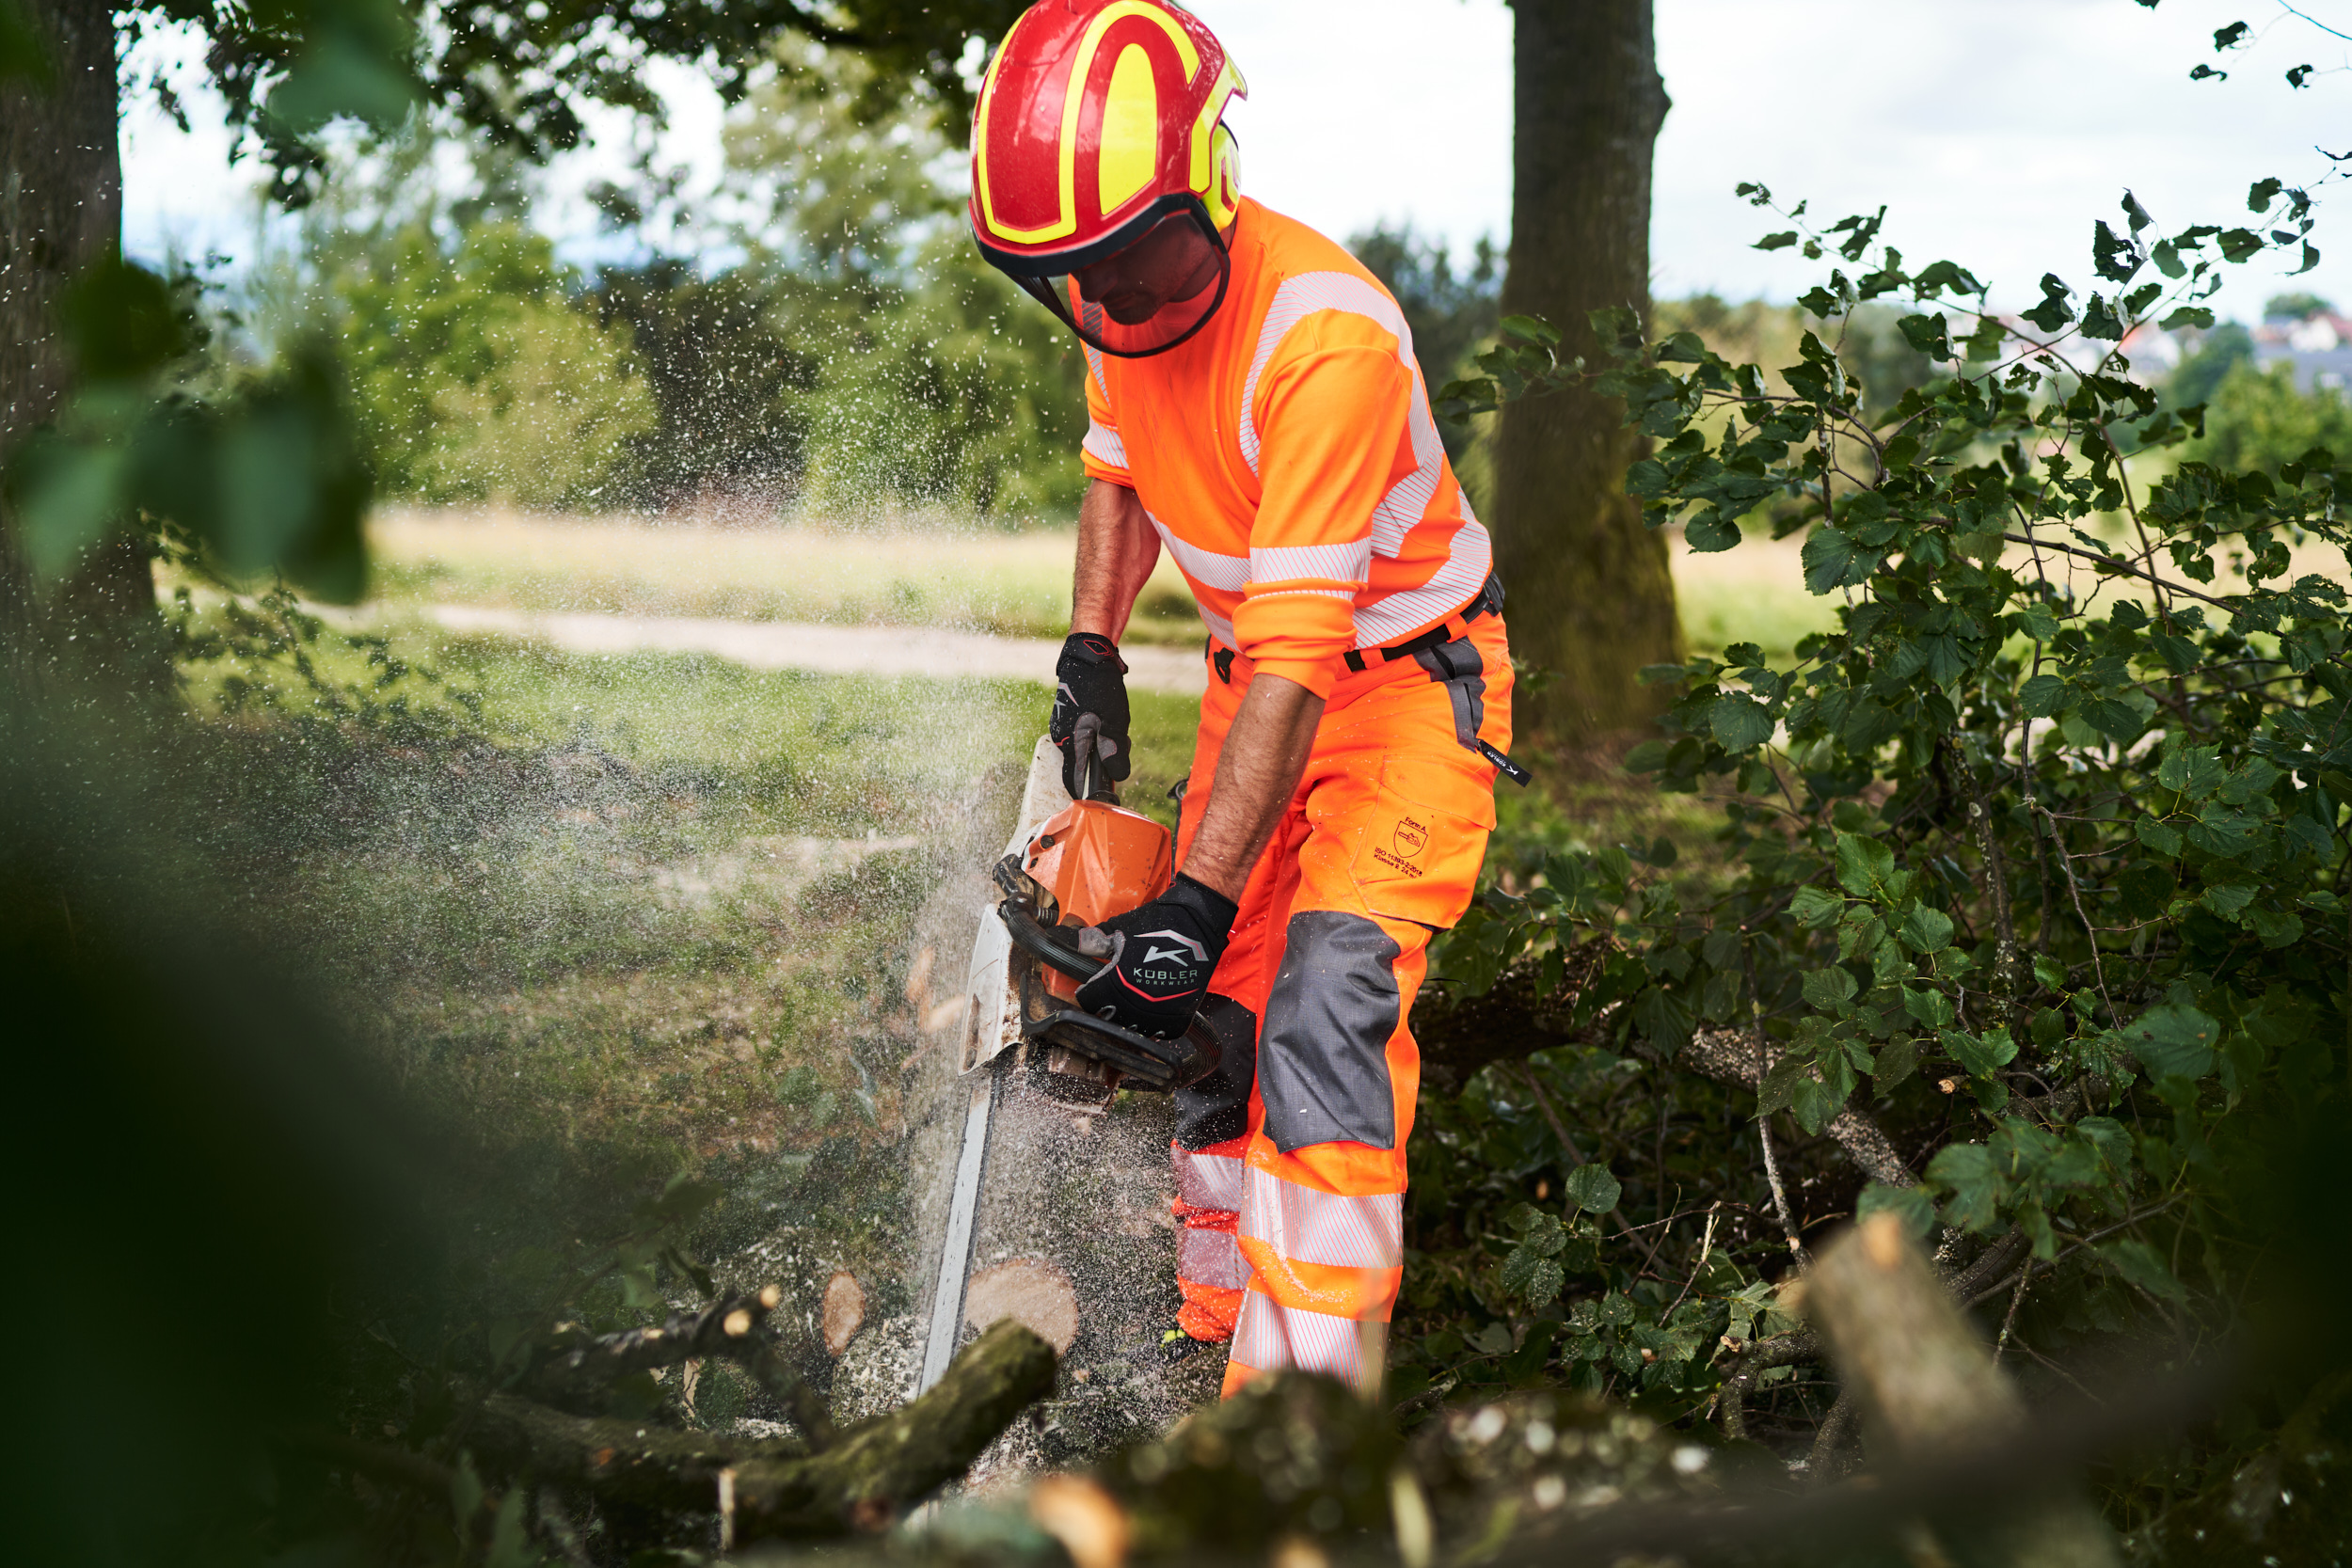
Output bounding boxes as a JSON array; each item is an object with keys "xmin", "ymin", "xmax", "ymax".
[
  {"xmin": 1178, "ymin": 1226, "xmax": 1252, "ymax": 1291},
  {"xmin": 1231, "ymin": 1291, "xmax": 1385, "ymax": 1392},
  {"xmin": 1171, "ymin": 1144, "xmax": 1246, "ymax": 1211},
  {"xmin": 1250, "ymin": 541, "xmax": 1371, "ymax": 586},
  {"xmin": 1148, "ymin": 514, "xmax": 1249, "ymax": 593},
  {"xmin": 1348, "ymin": 517, "xmax": 1493, "ymax": 648},
  {"xmin": 1241, "ymin": 1165, "xmax": 1404, "ymax": 1270},
  {"xmin": 1083, "ymin": 419, "xmax": 1129, "ymax": 470}
]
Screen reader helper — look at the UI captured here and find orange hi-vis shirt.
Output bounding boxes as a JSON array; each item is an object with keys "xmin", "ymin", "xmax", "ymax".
[{"xmin": 1077, "ymin": 198, "xmax": 1493, "ymax": 701}]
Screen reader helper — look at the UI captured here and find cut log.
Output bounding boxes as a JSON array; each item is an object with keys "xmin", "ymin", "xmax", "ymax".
[
  {"xmin": 964, "ymin": 1257, "xmax": 1079, "ymax": 1354},
  {"xmin": 469, "ymin": 1319, "xmax": 1056, "ymax": 1542},
  {"xmin": 822, "ymin": 1271, "xmax": 866, "ymax": 1355},
  {"xmin": 1807, "ymin": 1214, "xmax": 2122, "ymax": 1567}
]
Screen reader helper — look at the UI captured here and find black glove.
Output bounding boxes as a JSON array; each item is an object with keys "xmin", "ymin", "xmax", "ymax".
[
  {"xmin": 1051, "ymin": 632, "xmax": 1131, "ymax": 799},
  {"xmin": 1074, "ymin": 874, "xmax": 1238, "ymax": 1040}
]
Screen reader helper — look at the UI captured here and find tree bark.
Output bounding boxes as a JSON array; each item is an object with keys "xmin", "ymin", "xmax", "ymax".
[
  {"xmin": 0, "ymin": 0, "xmax": 163, "ymax": 689},
  {"xmin": 1493, "ymin": 0, "xmax": 1679, "ymax": 745}
]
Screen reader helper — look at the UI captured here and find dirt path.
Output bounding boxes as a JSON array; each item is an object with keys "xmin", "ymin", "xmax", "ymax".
[{"xmin": 419, "ymin": 603, "xmax": 1210, "ymax": 696}]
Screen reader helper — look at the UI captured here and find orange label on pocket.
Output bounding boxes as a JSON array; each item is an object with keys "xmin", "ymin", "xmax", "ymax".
[{"xmin": 1352, "ymin": 762, "xmax": 1494, "ymax": 929}]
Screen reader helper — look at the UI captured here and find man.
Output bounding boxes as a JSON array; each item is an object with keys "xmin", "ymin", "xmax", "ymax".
[{"xmin": 967, "ymin": 0, "xmax": 1519, "ymax": 1399}]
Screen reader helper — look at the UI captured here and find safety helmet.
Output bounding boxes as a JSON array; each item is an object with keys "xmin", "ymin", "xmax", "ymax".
[{"xmin": 969, "ymin": 0, "xmax": 1248, "ymax": 357}]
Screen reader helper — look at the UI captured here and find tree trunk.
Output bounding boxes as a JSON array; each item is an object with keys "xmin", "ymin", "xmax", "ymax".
[
  {"xmin": 0, "ymin": 0, "xmax": 163, "ymax": 689},
  {"xmin": 1492, "ymin": 0, "xmax": 1678, "ymax": 745}
]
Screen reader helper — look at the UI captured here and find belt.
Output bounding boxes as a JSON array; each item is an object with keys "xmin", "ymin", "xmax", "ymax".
[
  {"xmin": 1341, "ymin": 573, "xmax": 1504, "ymax": 673},
  {"xmin": 1204, "ymin": 574, "xmax": 1506, "ymax": 685}
]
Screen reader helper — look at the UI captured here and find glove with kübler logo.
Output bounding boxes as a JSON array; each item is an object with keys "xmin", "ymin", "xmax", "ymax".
[
  {"xmin": 1074, "ymin": 873, "xmax": 1238, "ymax": 1040},
  {"xmin": 1051, "ymin": 632, "xmax": 1131, "ymax": 799}
]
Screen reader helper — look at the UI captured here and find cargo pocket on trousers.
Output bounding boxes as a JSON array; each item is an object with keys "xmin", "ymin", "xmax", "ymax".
[{"xmin": 1351, "ymin": 757, "xmax": 1498, "ymax": 930}]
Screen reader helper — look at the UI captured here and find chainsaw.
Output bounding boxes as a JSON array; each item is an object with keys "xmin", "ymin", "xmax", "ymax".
[{"xmin": 958, "ymin": 734, "xmax": 1220, "ymax": 1103}]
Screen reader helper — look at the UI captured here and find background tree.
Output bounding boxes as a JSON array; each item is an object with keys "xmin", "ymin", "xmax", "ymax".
[{"xmin": 1489, "ymin": 0, "xmax": 1679, "ymax": 746}]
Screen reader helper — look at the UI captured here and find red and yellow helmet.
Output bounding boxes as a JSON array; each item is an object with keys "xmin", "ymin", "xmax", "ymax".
[{"xmin": 969, "ymin": 0, "xmax": 1248, "ymax": 356}]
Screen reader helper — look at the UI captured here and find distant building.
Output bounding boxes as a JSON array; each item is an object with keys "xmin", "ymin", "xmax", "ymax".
[{"xmin": 2252, "ymin": 312, "xmax": 2352, "ymax": 393}]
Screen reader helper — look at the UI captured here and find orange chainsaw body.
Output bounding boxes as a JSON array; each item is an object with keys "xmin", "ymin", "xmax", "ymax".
[{"xmin": 1019, "ymin": 798, "xmax": 1173, "ymax": 1002}]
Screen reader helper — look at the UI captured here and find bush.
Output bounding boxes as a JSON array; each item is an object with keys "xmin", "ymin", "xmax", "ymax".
[
  {"xmin": 324, "ymin": 215, "xmax": 658, "ymax": 509},
  {"xmin": 1417, "ymin": 176, "xmax": 2352, "ymax": 1541}
]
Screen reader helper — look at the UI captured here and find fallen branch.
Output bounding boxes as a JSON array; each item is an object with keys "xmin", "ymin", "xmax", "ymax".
[
  {"xmin": 524, "ymin": 1286, "xmax": 787, "ymax": 1411},
  {"xmin": 1807, "ymin": 1214, "xmax": 2122, "ymax": 1566},
  {"xmin": 1717, "ymin": 1329, "xmax": 1821, "ymax": 1444},
  {"xmin": 1680, "ymin": 1025, "xmax": 1915, "ymax": 1188},
  {"xmin": 472, "ymin": 1320, "xmax": 1056, "ymax": 1543},
  {"xmin": 523, "ymin": 1283, "xmax": 835, "ymax": 1446}
]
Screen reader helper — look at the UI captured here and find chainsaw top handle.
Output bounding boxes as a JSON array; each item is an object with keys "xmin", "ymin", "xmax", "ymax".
[{"xmin": 997, "ymin": 898, "xmax": 1100, "ymax": 983}]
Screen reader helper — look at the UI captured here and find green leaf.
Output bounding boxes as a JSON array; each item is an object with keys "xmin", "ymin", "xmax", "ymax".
[
  {"xmin": 1801, "ymin": 524, "xmax": 1877, "ymax": 594},
  {"xmin": 2019, "ymin": 673, "xmax": 2070, "ymax": 716},
  {"xmin": 1898, "ymin": 312, "xmax": 1952, "ymax": 358},
  {"xmin": 1788, "ymin": 1069, "xmax": 1850, "ymax": 1134},
  {"xmin": 2159, "ymin": 305, "xmax": 2215, "ymax": 331},
  {"xmin": 2119, "ymin": 1005, "xmax": 2218, "ymax": 1079},
  {"xmin": 2246, "ymin": 908, "xmax": 2304, "ymax": 948},
  {"xmin": 448, "ymin": 1454, "xmax": 485, "ymax": 1536},
  {"xmin": 2135, "ymin": 816, "xmax": 2184, "ymax": 857},
  {"xmin": 2023, "ymin": 275, "xmax": 2075, "ymax": 333},
  {"xmin": 485, "ymin": 1490, "xmax": 532, "ymax": 1568},
  {"xmin": 1835, "ymin": 832, "xmax": 1897, "ymax": 898},
  {"xmin": 1502, "ymin": 1244, "xmax": 1565, "ymax": 1304},
  {"xmin": 2080, "ymin": 697, "xmax": 2145, "ymax": 742},
  {"xmin": 2201, "ymin": 882, "xmax": 2257, "ymax": 918},
  {"xmin": 1901, "ymin": 904, "xmax": 1955, "ymax": 955},
  {"xmin": 1755, "ymin": 231, "xmax": 1800, "ymax": 251},
  {"xmin": 1925, "ymin": 1143, "xmax": 2007, "ymax": 1232},
  {"xmin": 1622, "ymin": 739, "xmax": 1672, "ymax": 772},
  {"xmin": 1857, "ymin": 1181, "xmax": 1934, "ymax": 1238},
  {"xmin": 60, "ymin": 258, "xmax": 197, "ymax": 381},
  {"xmin": 1562, "ymin": 1163, "xmax": 1623, "ymax": 1216},
  {"xmin": 1802, "ymin": 965, "xmax": 1860, "ymax": 1011},
  {"xmin": 1943, "ymin": 1026, "xmax": 2019, "ymax": 1079},
  {"xmin": 1790, "ymin": 886, "xmax": 1845, "ymax": 927},
  {"xmin": 2099, "ymin": 1239, "xmax": 2189, "ymax": 1304},
  {"xmin": 1710, "ymin": 693, "xmax": 1775, "ymax": 750},
  {"xmin": 1873, "ymin": 1032, "xmax": 1921, "ymax": 1096}
]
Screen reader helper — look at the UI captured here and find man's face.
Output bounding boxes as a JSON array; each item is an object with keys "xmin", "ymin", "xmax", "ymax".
[{"xmin": 1073, "ymin": 214, "xmax": 1224, "ymax": 325}]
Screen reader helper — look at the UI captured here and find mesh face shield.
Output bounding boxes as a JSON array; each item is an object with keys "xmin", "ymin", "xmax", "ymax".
[{"xmin": 1004, "ymin": 201, "xmax": 1233, "ymax": 360}]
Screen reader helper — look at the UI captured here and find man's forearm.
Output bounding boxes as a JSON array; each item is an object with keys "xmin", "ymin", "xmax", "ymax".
[
  {"xmin": 1072, "ymin": 479, "xmax": 1161, "ymax": 641},
  {"xmin": 1182, "ymin": 672, "xmax": 1325, "ymax": 902}
]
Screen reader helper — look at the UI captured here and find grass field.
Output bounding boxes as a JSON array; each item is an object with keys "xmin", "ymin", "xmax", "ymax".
[
  {"xmin": 360, "ymin": 506, "xmax": 1858, "ymax": 661},
  {"xmin": 365, "ymin": 507, "xmax": 1208, "ymax": 643}
]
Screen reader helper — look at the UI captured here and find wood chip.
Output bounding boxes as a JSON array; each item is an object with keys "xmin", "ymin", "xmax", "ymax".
[{"xmin": 822, "ymin": 1270, "xmax": 866, "ymax": 1355}]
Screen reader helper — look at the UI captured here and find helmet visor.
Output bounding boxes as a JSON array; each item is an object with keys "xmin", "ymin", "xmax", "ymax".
[{"xmin": 1014, "ymin": 205, "xmax": 1232, "ymax": 359}]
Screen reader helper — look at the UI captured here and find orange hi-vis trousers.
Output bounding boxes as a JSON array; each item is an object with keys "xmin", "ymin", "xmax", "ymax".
[{"xmin": 1167, "ymin": 608, "xmax": 1512, "ymax": 1399}]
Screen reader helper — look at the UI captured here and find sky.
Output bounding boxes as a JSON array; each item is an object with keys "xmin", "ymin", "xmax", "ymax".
[{"xmin": 121, "ymin": 0, "xmax": 2352, "ymax": 314}]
